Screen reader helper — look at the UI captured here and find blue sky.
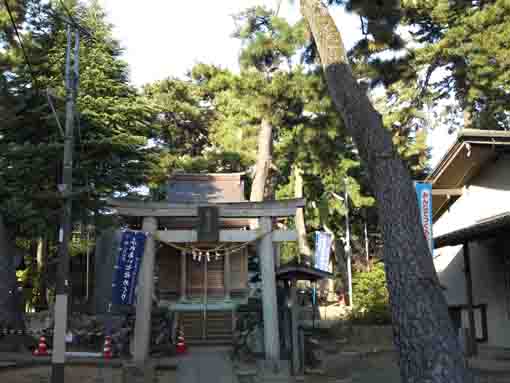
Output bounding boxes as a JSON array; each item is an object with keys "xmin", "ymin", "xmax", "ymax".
[{"xmin": 98, "ymin": 0, "xmax": 454, "ymax": 167}]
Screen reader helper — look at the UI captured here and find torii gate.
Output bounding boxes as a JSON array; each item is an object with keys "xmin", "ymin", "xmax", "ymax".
[{"xmin": 108, "ymin": 198, "xmax": 305, "ymax": 365}]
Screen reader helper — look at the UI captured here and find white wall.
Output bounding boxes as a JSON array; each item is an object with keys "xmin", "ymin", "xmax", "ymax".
[
  {"xmin": 434, "ymin": 156, "xmax": 510, "ymax": 238},
  {"xmin": 433, "ymin": 155, "xmax": 510, "ymax": 347}
]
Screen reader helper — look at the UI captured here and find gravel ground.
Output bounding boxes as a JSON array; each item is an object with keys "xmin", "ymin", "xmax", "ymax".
[
  {"xmin": 349, "ymin": 352, "xmax": 400, "ymax": 383},
  {"xmin": 304, "ymin": 350, "xmax": 401, "ymax": 383},
  {"xmin": 0, "ymin": 366, "xmax": 122, "ymax": 383},
  {"xmin": 0, "ymin": 366, "xmax": 177, "ymax": 383}
]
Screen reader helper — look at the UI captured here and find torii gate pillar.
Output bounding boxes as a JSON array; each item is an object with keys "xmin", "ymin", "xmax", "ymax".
[
  {"xmin": 259, "ymin": 217, "xmax": 280, "ymax": 364},
  {"xmin": 133, "ymin": 216, "xmax": 157, "ymax": 363}
]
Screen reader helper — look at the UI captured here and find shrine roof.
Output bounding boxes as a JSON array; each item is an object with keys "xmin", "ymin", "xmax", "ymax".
[
  {"xmin": 167, "ymin": 172, "xmax": 246, "ymax": 203},
  {"xmin": 276, "ymin": 264, "xmax": 333, "ymax": 281}
]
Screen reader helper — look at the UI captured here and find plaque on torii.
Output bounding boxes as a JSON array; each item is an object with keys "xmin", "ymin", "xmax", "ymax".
[{"xmin": 197, "ymin": 206, "xmax": 219, "ymax": 242}]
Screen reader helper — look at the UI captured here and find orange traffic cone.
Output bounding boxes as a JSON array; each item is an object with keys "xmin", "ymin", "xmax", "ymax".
[
  {"xmin": 103, "ymin": 335, "xmax": 113, "ymax": 359},
  {"xmin": 176, "ymin": 328, "xmax": 187, "ymax": 354},
  {"xmin": 33, "ymin": 336, "xmax": 49, "ymax": 356}
]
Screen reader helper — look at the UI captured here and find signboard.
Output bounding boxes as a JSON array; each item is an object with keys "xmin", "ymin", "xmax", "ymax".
[
  {"xmin": 415, "ymin": 182, "xmax": 433, "ymax": 254},
  {"xmin": 197, "ymin": 206, "xmax": 219, "ymax": 242},
  {"xmin": 314, "ymin": 231, "xmax": 333, "ymax": 272},
  {"xmin": 111, "ymin": 230, "xmax": 146, "ymax": 305}
]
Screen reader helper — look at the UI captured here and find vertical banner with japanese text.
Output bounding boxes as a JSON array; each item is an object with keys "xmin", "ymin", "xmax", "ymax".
[
  {"xmin": 314, "ymin": 231, "xmax": 333, "ymax": 272},
  {"xmin": 415, "ymin": 182, "xmax": 433, "ymax": 254},
  {"xmin": 111, "ymin": 230, "xmax": 147, "ymax": 305}
]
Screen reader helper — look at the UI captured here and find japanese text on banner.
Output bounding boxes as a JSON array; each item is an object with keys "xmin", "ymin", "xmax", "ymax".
[
  {"xmin": 415, "ymin": 182, "xmax": 433, "ymax": 254},
  {"xmin": 111, "ymin": 230, "xmax": 146, "ymax": 305},
  {"xmin": 314, "ymin": 231, "xmax": 333, "ymax": 272}
]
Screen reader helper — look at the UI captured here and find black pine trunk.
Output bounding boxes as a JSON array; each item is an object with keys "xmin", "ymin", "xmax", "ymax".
[{"xmin": 301, "ymin": 1, "xmax": 470, "ymax": 381}]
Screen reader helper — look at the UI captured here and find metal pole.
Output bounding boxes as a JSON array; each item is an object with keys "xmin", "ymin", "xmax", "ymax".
[
  {"xmin": 203, "ymin": 256, "xmax": 207, "ymax": 340},
  {"xmin": 344, "ymin": 178, "xmax": 353, "ymax": 307},
  {"xmin": 51, "ymin": 25, "xmax": 79, "ymax": 383},
  {"xmin": 312, "ymin": 281, "xmax": 316, "ymax": 329},
  {"xmin": 85, "ymin": 227, "xmax": 90, "ymax": 302},
  {"xmin": 364, "ymin": 220, "xmax": 370, "ymax": 272}
]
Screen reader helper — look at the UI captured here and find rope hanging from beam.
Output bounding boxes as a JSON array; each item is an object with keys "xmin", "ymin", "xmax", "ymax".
[{"xmin": 155, "ymin": 230, "xmax": 274, "ymax": 262}]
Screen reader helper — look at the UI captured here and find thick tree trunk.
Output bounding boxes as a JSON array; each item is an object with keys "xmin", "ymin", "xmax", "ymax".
[
  {"xmin": 0, "ymin": 215, "xmax": 25, "ymax": 328},
  {"xmin": 300, "ymin": 1, "xmax": 470, "ymax": 382},
  {"xmin": 250, "ymin": 118, "xmax": 273, "ymax": 203},
  {"xmin": 294, "ymin": 165, "xmax": 312, "ymax": 259}
]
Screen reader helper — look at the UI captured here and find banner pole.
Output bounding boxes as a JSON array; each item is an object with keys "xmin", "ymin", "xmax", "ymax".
[{"xmin": 344, "ymin": 178, "xmax": 353, "ymax": 308}]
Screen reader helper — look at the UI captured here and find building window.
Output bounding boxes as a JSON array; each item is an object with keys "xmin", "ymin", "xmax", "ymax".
[{"xmin": 448, "ymin": 304, "xmax": 488, "ymax": 342}]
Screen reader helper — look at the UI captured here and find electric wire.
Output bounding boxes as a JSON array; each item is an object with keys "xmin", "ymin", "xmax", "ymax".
[{"xmin": 3, "ymin": 0, "xmax": 40, "ymax": 90}]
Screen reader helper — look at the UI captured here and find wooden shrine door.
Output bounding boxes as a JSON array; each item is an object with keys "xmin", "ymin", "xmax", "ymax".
[
  {"xmin": 184, "ymin": 255, "xmax": 228, "ymax": 341},
  {"xmin": 186, "ymin": 256, "xmax": 225, "ymax": 300},
  {"xmin": 207, "ymin": 257, "xmax": 225, "ymax": 298},
  {"xmin": 187, "ymin": 257, "xmax": 204, "ymax": 299}
]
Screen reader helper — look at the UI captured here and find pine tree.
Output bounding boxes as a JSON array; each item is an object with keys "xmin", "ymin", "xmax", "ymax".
[
  {"xmin": 299, "ymin": 0, "xmax": 469, "ymax": 381},
  {"xmin": 346, "ymin": 0, "xmax": 510, "ymax": 132},
  {"xmin": 0, "ymin": 0, "xmax": 157, "ymax": 231},
  {"xmin": 0, "ymin": 0, "xmax": 158, "ymax": 316}
]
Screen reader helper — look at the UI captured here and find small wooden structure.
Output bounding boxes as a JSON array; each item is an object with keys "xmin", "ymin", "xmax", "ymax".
[
  {"xmin": 276, "ymin": 264, "xmax": 333, "ymax": 375},
  {"xmin": 107, "ymin": 173, "xmax": 304, "ymax": 367}
]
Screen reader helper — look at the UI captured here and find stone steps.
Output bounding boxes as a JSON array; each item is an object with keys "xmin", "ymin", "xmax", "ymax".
[{"xmin": 179, "ymin": 311, "xmax": 233, "ymax": 343}]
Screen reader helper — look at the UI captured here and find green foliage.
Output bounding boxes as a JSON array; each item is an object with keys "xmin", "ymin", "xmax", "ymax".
[
  {"xmin": 233, "ymin": 6, "xmax": 306, "ymax": 73},
  {"xmin": 0, "ymin": 0, "xmax": 157, "ymax": 237},
  {"xmin": 142, "ymin": 7, "xmax": 428, "ymax": 264},
  {"xmin": 143, "ymin": 77, "xmax": 211, "ymax": 157},
  {"xmin": 350, "ymin": 262, "xmax": 391, "ymax": 325},
  {"xmin": 347, "ymin": 0, "xmax": 510, "ymax": 132}
]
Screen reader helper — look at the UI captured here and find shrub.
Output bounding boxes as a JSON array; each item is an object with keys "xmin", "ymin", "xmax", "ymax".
[{"xmin": 350, "ymin": 262, "xmax": 391, "ymax": 325}]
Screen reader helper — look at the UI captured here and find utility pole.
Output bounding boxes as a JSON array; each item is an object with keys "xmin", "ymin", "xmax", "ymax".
[
  {"xmin": 344, "ymin": 178, "xmax": 353, "ymax": 308},
  {"xmin": 51, "ymin": 24, "xmax": 79, "ymax": 383}
]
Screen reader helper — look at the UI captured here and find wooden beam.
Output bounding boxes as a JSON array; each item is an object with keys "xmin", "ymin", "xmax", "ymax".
[
  {"xmin": 431, "ymin": 188, "xmax": 463, "ymax": 196},
  {"xmin": 107, "ymin": 198, "xmax": 305, "ymax": 218},
  {"xmin": 155, "ymin": 229, "xmax": 297, "ymax": 243},
  {"xmin": 272, "ymin": 230, "xmax": 298, "ymax": 242},
  {"xmin": 463, "ymin": 242, "xmax": 478, "ymax": 356},
  {"xmin": 158, "ymin": 230, "xmax": 198, "ymax": 242}
]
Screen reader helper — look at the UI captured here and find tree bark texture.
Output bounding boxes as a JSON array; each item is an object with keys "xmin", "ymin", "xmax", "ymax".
[
  {"xmin": 294, "ymin": 165, "xmax": 312, "ymax": 258},
  {"xmin": 250, "ymin": 118, "xmax": 274, "ymax": 202},
  {"xmin": 0, "ymin": 215, "xmax": 25, "ymax": 328},
  {"xmin": 300, "ymin": 1, "xmax": 470, "ymax": 382}
]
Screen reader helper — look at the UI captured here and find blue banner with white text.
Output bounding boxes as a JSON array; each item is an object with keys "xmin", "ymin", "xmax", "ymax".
[
  {"xmin": 111, "ymin": 230, "xmax": 146, "ymax": 305},
  {"xmin": 314, "ymin": 231, "xmax": 333, "ymax": 272},
  {"xmin": 415, "ymin": 182, "xmax": 433, "ymax": 254}
]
